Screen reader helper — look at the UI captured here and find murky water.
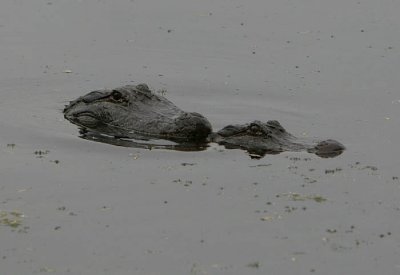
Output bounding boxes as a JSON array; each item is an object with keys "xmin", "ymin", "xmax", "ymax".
[{"xmin": 1, "ymin": 0, "xmax": 400, "ymax": 274}]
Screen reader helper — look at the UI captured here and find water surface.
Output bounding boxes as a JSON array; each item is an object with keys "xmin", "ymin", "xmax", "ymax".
[{"xmin": 1, "ymin": 0, "xmax": 400, "ymax": 274}]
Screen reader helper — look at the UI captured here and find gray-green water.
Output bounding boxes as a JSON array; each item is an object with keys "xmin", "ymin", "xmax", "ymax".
[{"xmin": 1, "ymin": 1, "xmax": 399, "ymax": 274}]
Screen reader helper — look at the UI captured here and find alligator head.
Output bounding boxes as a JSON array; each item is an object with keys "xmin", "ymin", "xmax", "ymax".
[
  {"xmin": 211, "ymin": 120, "xmax": 345, "ymax": 158},
  {"xmin": 63, "ymin": 84, "xmax": 212, "ymax": 142}
]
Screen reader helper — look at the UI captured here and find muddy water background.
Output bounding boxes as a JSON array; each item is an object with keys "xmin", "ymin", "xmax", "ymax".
[{"xmin": 1, "ymin": 0, "xmax": 400, "ymax": 274}]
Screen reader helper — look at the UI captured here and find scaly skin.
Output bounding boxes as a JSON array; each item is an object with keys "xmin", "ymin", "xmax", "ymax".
[
  {"xmin": 210, "ymin": 120, "xmax": 345, "ymax": 158},
  {"xmin": 64, "ymin": 84, "xmax": 345, "ymax": 158},
  {"xmin": 64, "ymin": 84, "xmax": 212, "ymax": 141}
]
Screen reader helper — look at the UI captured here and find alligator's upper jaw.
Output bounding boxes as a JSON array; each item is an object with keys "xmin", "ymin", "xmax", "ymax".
[
  {"xmin": 64, "ymin": 109, "xmax": 100, "ymax": 128},
  {"xmin": 63, "ymin": 97, "xmax": 106, "ymax": 129},
  {"xmin": 63, "ymin": 89, "xmax": 111, "ymax": 114}
]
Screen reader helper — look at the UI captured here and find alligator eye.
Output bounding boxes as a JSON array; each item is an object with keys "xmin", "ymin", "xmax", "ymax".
[
  {"xmin": 249, "ymin": 124, "xmax": 264, "ymax": 136},
  {"xmin": 111, "ymin": 90, "xmax": 123, "ymax": 101},
  {"xmin": 250, "ymin": 124, "xmax": 260, "ymax": 132}
]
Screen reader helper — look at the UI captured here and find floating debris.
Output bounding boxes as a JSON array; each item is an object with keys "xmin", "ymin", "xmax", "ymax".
[
  {"xmin": 276, "ymin": 192, "xmax": 327, "ymax": 203},
  {"xmin": 34, "ymin": 150, "xmax": 50, "ymax": 158},
  {"xmin": 173, "ymin": 179, "xmax": 193, "ymax": 187},
  {"xmin": 0, "ymin": 210, "xmax": 24, "ymax": 228},
  {"xmin": 261, "ymin": 213, "xmax": 282, "ymax": 221},
  {"xmin": 181, "ymin": 162, "xmax": 196, "ymax": 166},
  {"xmin": 39, "ymin": 266, "xmax": 56, "ymax": 273},
  {"xmin": 325, "ymin": 167, "xmax": 342, "ymax": 174},
  {"xmin": 249, "ymin": 163, "xmax": 271, "ymax": 168},
  {"xmin": 246, "ymin": 261, "xmax": 260, "ymax": 269},
  {"xmin": 17, "ymin": 187, "xmax": 31, "ymax": 193},
  {"xmin": 128, "ymin": 153, "xmax": 140, "ymax": 159},
  {"xmin": 362, "ymin": 165, "xmax": 378, "ymax": 171}
]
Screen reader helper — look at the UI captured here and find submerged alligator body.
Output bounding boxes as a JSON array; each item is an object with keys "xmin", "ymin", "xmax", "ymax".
[{"xmin": 64, "ymin": 84, "xmax": 345, "ymax": 158}]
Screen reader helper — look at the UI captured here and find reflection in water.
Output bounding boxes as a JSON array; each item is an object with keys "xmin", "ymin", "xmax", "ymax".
[
  {"xmin": 78, "ymin": 129, "xmax": 209, "ymax": 153},
  {"xmin": 313, "ymin": 149, "xmax": 344, "ymax": 159},
  {"xmin": 78, "ymin": 128, "xmax": 344, "ymax": 159},
  {"xmin": 220, "ymin": 143, "xmax": 282, "ymax": 159}
]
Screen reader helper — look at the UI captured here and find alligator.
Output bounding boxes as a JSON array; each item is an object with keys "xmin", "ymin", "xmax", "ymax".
[{"xmin": 64, "ymin": 84, "xmax": 345, "ymax": 158}]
